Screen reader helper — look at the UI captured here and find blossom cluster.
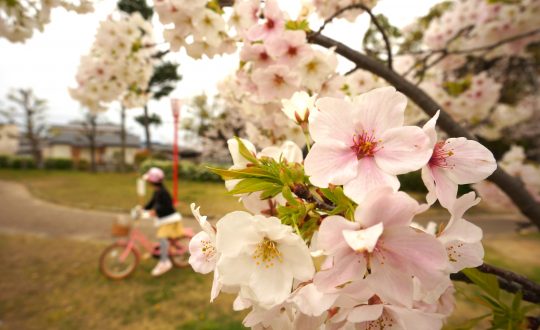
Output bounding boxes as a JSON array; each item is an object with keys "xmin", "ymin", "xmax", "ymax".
[
  {"xmin": 153, "ymin": 0, "xmax": 237, "ymax": 58},
  {"xmin": 391, "ymin": 0, "xmax": 540, "ymax": 145},
  {"xmin": 0, "ymin": 0, "xmax": 94, "ymax": 43},
  {"xmin": 423, "ymin": 0, "xmax": 540, "ymax": 62},
  {"xmin": 189, "ymin": 87, "xmax": 497, "ymax": 329},
  {"xmin": 70, "ymin": 12, "xmax": 155, "ymax": 112}
]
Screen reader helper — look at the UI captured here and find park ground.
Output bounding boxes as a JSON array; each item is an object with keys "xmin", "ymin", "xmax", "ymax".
[{"xmin": 0, "ymin": 169, "xmax": 538, "ymax": 329}]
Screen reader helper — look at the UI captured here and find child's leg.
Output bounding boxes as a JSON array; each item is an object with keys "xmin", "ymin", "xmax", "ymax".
[{"xmin": 159, "ymin": 238, "xmax": 169, "ymax": 262}]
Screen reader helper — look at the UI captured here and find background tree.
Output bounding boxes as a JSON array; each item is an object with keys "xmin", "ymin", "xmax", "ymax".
[
  {"xmin": 182, "ymin": 94, "xmax": 246, "ymax": 163},
  {"xmin": 80, "ymin": 112, "xmax": 99, "ymax": 173},
  {"xmin": 4, "ymin": 89, "xmax": 47, "ymax": 166}
]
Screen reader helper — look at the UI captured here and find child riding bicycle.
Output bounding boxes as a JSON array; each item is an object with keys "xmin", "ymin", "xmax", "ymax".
[{"xmin": 141, "ymin": 167, "xmax": 183, "ymax": 276}]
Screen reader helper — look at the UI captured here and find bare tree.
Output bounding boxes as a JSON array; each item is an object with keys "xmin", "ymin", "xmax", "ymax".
[
  {"xmin": 5, "ymin": 89, "xmax": 47, "ymax": 166},
  {"xmin": 81, "ymin": 112, "xmax": 98, "ymax": 172},
  {"xmin": 119, "ymin": 105, "xmax": 127, "ymax": 171}
]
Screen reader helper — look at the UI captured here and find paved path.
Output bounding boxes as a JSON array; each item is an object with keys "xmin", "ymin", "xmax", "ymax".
[
  {"xmin": 0, "ymin": 180, "xmax": 197, "ymax": 242},
  {"xmin": 0, "ymin": 180, "xmax": 532, "ymax": 241}
]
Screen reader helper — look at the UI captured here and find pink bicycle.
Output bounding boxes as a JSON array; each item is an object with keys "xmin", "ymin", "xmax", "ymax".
[{"xmin": 99, "ymin": 215, "xmax": 193, "ymax": 280}]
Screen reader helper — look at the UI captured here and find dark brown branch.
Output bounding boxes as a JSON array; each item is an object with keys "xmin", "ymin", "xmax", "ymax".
[
  {"xmin": 406, "ymin": 28, "xmax": 540, "ymax": 56},
  {"xmin": 291, "ymin": 183, "xmax": 335, "ymax": 211},
  {"xmin": 451, "ymin": 263, "xmax": 540, "ymax": 304},
  {"xmin": 310, "ymin": 3, "xmax": 393, "ymax": 70},
  {"xmin": 308, "ymin": 32, "xmax": 540, "ymax": 229}
]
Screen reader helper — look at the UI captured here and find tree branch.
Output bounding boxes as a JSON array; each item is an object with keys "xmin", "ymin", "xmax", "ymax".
[
  {"xmin": 451, "ymin": 263, "xmax": 540, "ymax": 304},
  {"xmin": 308, "ymin": 32, "xmax": 540, "ymax": 229},
  {"xmin": 310, "ymin": 3, "xmax": 393, "ymax": 70}
]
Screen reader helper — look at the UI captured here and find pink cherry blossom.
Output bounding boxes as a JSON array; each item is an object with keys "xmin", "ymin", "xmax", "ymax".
[
  {"xmin": 328, "ymin": 282, "xmax": 444, "ymax": 330},
  {"xmin": 422, "ymin": 111, "xmax": 497, "ymax": 208},
  {"xmin": 251, "ymin": 65, "xmax": 300, "ymax": 103},
  {"xmin": 304, "ymin": 87, "xmax": 432, "ymax": 203},
  {"xmin": 438, "ymin": 192, "xmax": 484, "ymax": 273},
  {"xmin": 314, "ymin": 188, "xmax": 448, "ymax": 307},
  {"xmin": 264, "ymin": 30, "xmax": 313, "ymax": 67},
  {"xmin": 246, "ymin": 0, "xmax": 285, "ymax": 41},
  {"xmin": 240, "ymin": 43, "xmax": 274, "ymax": 69},
  {"xmin": 188, "ymin": 203, "xmax": 222, "ymax": 301}
]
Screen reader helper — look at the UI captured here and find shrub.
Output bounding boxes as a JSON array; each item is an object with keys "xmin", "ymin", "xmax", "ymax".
[
  {"xmin": 0, "ymin": 155, "xmax": 9, "ymax": 168},
  {"xmin": 10, "ymin": 157, "xmax": 36, "ymax": 169},
  {"xmin": 76, "ymin": 159, "xmax": 90, "ymax": 171},
  {"xmin": 44, "ymin": 158, "xmax": 73, "ymax": 170}
]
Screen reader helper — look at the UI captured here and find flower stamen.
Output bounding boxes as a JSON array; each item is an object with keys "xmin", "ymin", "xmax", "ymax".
[
  {"xmin": 252, "ymin": 237, "xmax": 283, "ymax": 268},
  {"xmin": 429, "ymin": 141, "xmax": 455, "ymax": 169},
  {"xmin": 351, "ymin": 131, "xmax": 380, "ymax": 159}
]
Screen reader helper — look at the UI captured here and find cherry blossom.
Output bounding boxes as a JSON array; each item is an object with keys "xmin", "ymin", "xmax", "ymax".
[
  {"xmin": 421, "ymin": 111, "xmax": 497, "ymax": 208},
  {"xmin": 304, "ymin": 86, "xmax": 432, "ymax": 203},
  {"xmin": 438, "ymin": 192, "xmax": 484, "ymax": 273},
  {"xmin": 281, "ymin": 91, "xmax": 316, "ymax": 125},
  {"xmin": 215, "ymin": 212, "xmax": 314, "ymax": 308},
  {"xmin": 251, "ymin": 65, "xmax": 301, "ymax": 103},
  {"xmin": 314, "ymin": 188, "xmax": 447, "ymax": 307}
]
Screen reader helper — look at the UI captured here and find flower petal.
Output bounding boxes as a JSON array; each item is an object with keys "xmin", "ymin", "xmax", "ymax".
[
  {"xmin": 216, "ymin": 211, "xmax": 260, "ymax": 256},
  {"xmin": 304, "ymin": 142, "xmax": 358, "ymax": 188},
  {"xmin": 355, "ymin": 189, "xmax": 420, "ymax": 228},
  {"xmin": 281, "ymin": 241, "xmax": 315, "ymax": 281},
  {"xmin": 443, "ymin": 138, "xmax": 497, "ymax": 184},
  {"xmin": 385, "ymin": 305, "xmax": 443, "ymax": 330},
  {"xmin": 353, "ymin": 86, "xmax": 407, "ymax": 133},
  {"xmin": 431, "ymin": 165, "xmax": 458, "ymax": 209},
  {"xmin": 188, "ymin": 231, "xmax": 216, "ymax": 274},
  {"xmin": 347, "ymin": 304, "xmax": 384, "ymax": 323},
  {"xmin": 375, "ymin": 125, "xmax": 431, "ymax": 175},
  {"xmin": 343, "ymin": 222, "xmax": 384, "ymax": 253},
  {"xmin": 310, "ymin": 97, "xmax": 358, "ymax": 144},
  {"xmin": 343, "ymin": 158, "xmax": 400, "ymax": 203},
  {"xmin": 383, "ymin": 227, "xmax": 447, "ymax": 291},
  {"xmin": 317, "ymin": 215, "xmax": 360, "ymax": 254},
  {"xmin": 249, "ymin": 264, "xmax": 293, "ymax": 307},
  {"xmin": 421, "ymin": 166, "xmax": 437, "ymax": 206}
]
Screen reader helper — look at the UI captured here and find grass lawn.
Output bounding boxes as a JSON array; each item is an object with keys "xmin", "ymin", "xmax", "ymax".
[
  {"xmin": 0, "ymin": 233, "xmax": 245, "ymax": 330},
  {"xmin": 0, "ymin": 169, "xmax": 240, "ymax": 218}
]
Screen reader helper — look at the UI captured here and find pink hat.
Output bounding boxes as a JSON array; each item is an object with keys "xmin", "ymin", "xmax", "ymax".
[{"xmin": 143, "ymin": 167, "xmax": 164, "ymax": 183}]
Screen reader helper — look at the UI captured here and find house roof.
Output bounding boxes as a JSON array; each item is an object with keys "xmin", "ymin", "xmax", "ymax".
[{"xmin": 47, "ymin": 124, "xmax": 140, "ymax": 148}]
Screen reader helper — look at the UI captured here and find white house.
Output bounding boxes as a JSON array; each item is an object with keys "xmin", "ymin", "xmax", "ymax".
[
  {"xmin": 42, "ymin": 124, "xmax": 141, "ymax": 166},
  {"xmin": 0, "ymin": 123, "xmax": 19, "ymax": 155}
]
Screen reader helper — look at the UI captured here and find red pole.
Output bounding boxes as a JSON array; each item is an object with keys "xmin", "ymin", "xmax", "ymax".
[{"xmin": 171, "ymin": 99, "xmax": 181, "ymax": 206}]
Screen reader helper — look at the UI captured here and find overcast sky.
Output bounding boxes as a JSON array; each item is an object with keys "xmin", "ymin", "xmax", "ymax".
[{"xmin": 0, "ymin": 0, "xmax": 439, "ymax": 144}]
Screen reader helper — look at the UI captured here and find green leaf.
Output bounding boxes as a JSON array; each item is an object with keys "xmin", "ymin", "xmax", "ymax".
[
  {"xmin": 453, "ymin": 313, "xmax": 491, "ymax": 330},
  {"xmin": 235, "ymin": 137, "xmax": 259, "ymax": 164},
  {"xmin": 228, "ymin": 178, "xmax": 281, "ymax": 196},
  {"xmin": 285, "ymin": 19, "xmax": 310, "ymax": 31},
  {"xmin": 462, "ymin": 268, "xmax": 501, "ymax": 300}
]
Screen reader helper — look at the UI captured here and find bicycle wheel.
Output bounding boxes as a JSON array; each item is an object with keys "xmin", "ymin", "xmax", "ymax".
[
  {"xmin": 169, "ymin": 237, "xmax": 190, "ymax": 268},
  {"xmin": 99, "ymin": 242, "xmax": 139, "ymax": 280}
]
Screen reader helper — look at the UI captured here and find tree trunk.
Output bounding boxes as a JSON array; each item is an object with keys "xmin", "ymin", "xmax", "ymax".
[
  {"xmin": 89, "ymin": 116, "xmax": 97, "ymax": 173},
  {"xmin": 143, "ymin": 104, "xmax": 152, "ymax": 152},
  {"xmin": 24, "ymin": 97, "xmax": 41, "ymax": 167},
  {"xmin": 120, "ymin": 106, "xmax": 127, "ymax": 172}
]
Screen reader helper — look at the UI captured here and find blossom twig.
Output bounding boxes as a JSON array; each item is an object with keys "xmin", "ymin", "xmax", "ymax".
[
  {"xmin": 310, "ymin": 3, "xmax": 393, "ymax": 70},
  {"xmin": 450, "ymin": 263, "xmax": 540, "ymax": 304}
]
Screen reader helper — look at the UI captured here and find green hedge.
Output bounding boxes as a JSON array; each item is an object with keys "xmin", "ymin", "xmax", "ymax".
[
  {"xmin": 139, "ymin": 159, "xmax": 224, "ymax": 182},
  {"xmin": 44, "ymin": 158, "xmax": 74, "ymax": 170},
  {"xmin": 10, "ymin": 157, "xmax": 37, "ymax": 169},
  {"xmin": 0, "ymin": 155, "xmax": 9, "ymax": 168}
]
